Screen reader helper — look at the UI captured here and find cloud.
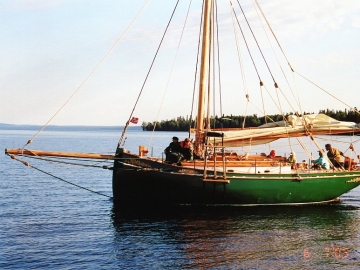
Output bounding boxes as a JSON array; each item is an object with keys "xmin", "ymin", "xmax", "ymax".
[
  {"xmin": 352, "ymin": 15, "xmax": 360, "ymax": 28},
  {"xmin": 314, "ymin": 49, "xmax": 360, "ymax": 68},
  {"xmin": 258, "ymin": 0, "xmax": 360, "ymax": 40}
]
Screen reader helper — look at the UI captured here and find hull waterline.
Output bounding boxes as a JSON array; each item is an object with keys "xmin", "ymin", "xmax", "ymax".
[{"xmin": 112, "ymin": 151, "xmax": 360, "ymax": 206}]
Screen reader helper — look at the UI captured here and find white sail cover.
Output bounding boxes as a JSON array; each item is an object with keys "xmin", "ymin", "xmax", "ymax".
[{"xmin": 208, "ymin": 114, "xmax": 360, "ymax": 147}]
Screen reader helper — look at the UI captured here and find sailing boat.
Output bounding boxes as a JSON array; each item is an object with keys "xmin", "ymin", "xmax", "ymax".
[{"xmin": 5, "ymin": 0, "xmax": 360, "ymax": 205}]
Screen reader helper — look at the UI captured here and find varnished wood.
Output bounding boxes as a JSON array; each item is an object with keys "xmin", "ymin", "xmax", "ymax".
[{"xmin": 5, "ymin": 149, "xmax": 115, "ymax": 160}]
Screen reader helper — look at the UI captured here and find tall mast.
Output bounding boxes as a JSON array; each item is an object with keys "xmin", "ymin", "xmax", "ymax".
[{"xmin": 195, "ymin": 0, "xmax": 212, "ymax": 156}]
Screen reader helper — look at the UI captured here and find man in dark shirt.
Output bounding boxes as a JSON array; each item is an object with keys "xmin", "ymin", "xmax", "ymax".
[{"xmin": 164, "ymin": 136, "xmax": 182, "ymax": 163}]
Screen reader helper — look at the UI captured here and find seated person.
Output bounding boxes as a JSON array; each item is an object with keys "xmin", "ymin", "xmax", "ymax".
[
  {"xmin": 301, "ymin": 160, "xmax": 308, "ymax": 169},
  {"xmin": 179, "ymin": 138, "xmax": 194, "ymax": 160},
  {"xmin": 240, "ymin": 152, "xmax": 249, "ymax": 160},
  {"xmin": 344, "ymin": 157, "xmax": 357, "ymax": 170},
  {"xmin": 164, "ymin": 136, "xmax": 183, "ymax": 163},
  {"xmin": 297, "ymin": 160, "xmax": 308, "ymax": 169},
  {"xmin": 267, "ymin": 150, "xmax": 276, "ymax": 158},
  {"xmin": 287, "ymin": 152, "xmax": 296, "ymax": 169},
  {"xmin": 312, "ymin": 149, "xmax": 330, "ymax": 169}
]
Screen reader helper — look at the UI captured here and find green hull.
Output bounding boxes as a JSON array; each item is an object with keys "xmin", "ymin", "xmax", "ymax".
[{"xmin": 113, "ymin": 152, "xmax": 360, "ymax": 205}]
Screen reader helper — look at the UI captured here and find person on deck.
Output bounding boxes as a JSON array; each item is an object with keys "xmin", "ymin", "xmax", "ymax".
[
  {"xmin": 179, "ymin": 138, "xmax": 194, "ymax": 161},
  {"xmin": 164, "ymin": 136, "xmax": 182, "ymax": 164},
  {"xmin": 298, "ymin": 160, "xmax": 308, "ymax": 169},
  {"xmin": 325, "ymin": 143, "xmax": 347, "ymax": 169},
  {"xmin": 311, "ymin": 149, "xmax": 330, "ymax": 170},
  {"xmin": 287, "ymin": 152, "xmax": 297, "ymax": 169},
  {"xmin": 267, "ymin": 150, "xmax": 276, "ymax": 158}
]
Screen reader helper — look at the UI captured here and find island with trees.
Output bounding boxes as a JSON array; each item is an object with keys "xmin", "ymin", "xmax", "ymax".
[{"xmin": 141, "ymin": 108, "xmax": 360, "ymax": 132}]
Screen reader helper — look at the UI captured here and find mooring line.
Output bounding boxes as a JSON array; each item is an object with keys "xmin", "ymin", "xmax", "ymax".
[{"xmin": 23, "ymin": 154, "xmax": 113, "ymax": 169}]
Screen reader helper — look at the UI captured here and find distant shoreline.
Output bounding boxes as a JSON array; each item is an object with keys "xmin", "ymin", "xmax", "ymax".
[{"xmin": 0, "ymin": 123, "xmax": 141, "ymax": 132}]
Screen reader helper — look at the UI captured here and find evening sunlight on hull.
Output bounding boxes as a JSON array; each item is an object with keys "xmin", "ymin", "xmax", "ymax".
[{"xmin": 5, "ymin": 0, "xmax": 360, "ymax": 206}]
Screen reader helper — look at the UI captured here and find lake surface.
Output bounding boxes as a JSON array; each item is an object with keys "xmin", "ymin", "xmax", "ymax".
[{"xmin": 1, "ymin": 127, "xmax": 360, "ymax": 269}]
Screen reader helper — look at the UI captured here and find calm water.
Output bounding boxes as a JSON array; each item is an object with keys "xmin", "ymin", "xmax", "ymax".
[{"xmin": 1, "ymin": 127, "xmax": 360, "ymax": 269}]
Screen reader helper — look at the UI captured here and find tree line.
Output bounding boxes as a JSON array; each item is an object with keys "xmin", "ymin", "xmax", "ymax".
[{"xmin": 141, "ymin": 108, "xmax": 360, "ymax": 131}]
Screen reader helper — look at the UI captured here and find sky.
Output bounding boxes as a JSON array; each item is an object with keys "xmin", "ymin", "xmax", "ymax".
[{"xmin": 1, "ymin": 0, "xmax": 360, "ymax": 126}]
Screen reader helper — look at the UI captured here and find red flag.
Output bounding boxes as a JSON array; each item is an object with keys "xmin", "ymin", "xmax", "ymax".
[{"xmin": 130, "ymin": 117, "xmax": 139, "ymax": 124}]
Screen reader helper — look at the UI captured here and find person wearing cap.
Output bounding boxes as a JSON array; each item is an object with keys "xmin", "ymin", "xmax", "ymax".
[
  {"xmin": 179, "ymin": 138, "xmax": 194, "ymax": 160},
  {"xmin": 164, "ymin": 136, "xmax": 182, "ymax": 163},
  {"xmin": 325, "ymin": 143, "xmax": 347, "ymax": 168},
  {"xmin": 287, "ymin": 152, "xmax": 297, "ymax": 169},
  {"xmin": 311, "ymin": 149, "xmax": 330, "ymax": 169}
]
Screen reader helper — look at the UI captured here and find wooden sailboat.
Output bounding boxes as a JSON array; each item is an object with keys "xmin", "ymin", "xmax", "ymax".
[
  {"xmin": 111, "ymin": 0, "xmax": 360, "ymax": 205},
  {"xmin": 5, "ymin": 0, "xmax": 360, "ymax": 205}
]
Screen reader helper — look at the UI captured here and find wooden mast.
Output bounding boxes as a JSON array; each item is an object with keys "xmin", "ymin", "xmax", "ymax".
[{"xmin": 195, "ymin": 0, "xmax": 212, "ymax": 157}]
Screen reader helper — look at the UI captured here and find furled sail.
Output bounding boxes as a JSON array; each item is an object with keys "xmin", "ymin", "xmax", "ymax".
[{"xmin": 207, "ymin": 114, "xmax": 360, "ymax": 147}]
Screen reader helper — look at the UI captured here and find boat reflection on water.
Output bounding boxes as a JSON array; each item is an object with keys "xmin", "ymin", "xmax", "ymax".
[{"xmin": 110, "ymin": 202, "xmax": 360, "ymax": 268}]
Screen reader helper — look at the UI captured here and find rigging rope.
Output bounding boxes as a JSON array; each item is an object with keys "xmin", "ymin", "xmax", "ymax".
[
  {"xmin": 262, "ymin": 85, "xmax": 282, "ymax": 112},
  {"xmin": 229, "ymin": 0, "xmax": 249, "ymax": 113},
  {"xmin": 251, "ymin": 0, "xmax": 303, "ymax": 115},
  {"xmin": 250, "ymin": 0, "xmax": 315, "ymax": 157},
  {"xmin": 253, "ymin": 0, "xmax": 294, "ymax": 72},
  {"xmin": 149, "ymin": 0, "xmax": 193, "ymax": 147},
  {"xmin": 295, "ymin": 137, "xmax": 312, "ymax": 159},
  {"xmin": 18, "ymin": 154, "xmax": 114, "ymax": 169},
  {"xmin": 229, "ymin": 0, "xmax": 261, "ymax": 82},
  {"xmin": 235, "ymin": 0, "xmax": 277, "ymax": 86},
  {"xmin": 206, "ymin": 0, "xmax": 213, "ymax": 130},
  {"xmin": 8, "ymin": 154, "xmax": 113, "ymax": 199},
  {"xmin": 259, "ymin": 86, "xmax": 266, "ymax": 124},
  {"xmin": 309, "ymin": 135, "xmax": 338, "ymax": 169},
  {"xmin": 118, "ymin": 0, "xmax": 180, "ymax": 147},
  {"xmin": 22, "ymin": 148, "xmax": 117, "ymax": 169},
  {"xmin": 232, "ymin": 0, "xmax": 302, "ymax": 163},
  {"xmin": 204, "ymin": 1, "xmax": 214, "ymax": 130},
  {"xmin": 295, "ymin": 71, "xmax": 360, "ymax": 115},
  {"xmin": 189, "ymin": 0, "xmax": 205, "ymax": 138},
  {"xmin": 214, "ymin": 0, "xmax": 223, "ymax": 120},
  {"xmin": 212, "ymin": 0, "xmax": 216, "ymax": 126},
  {"xmin": 253, "ymin": 2, "xmax": 360, "ymax": 167},
  {"xmin": 23, "ymin": 0, "xmax": 150, "ymax": 150}
]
